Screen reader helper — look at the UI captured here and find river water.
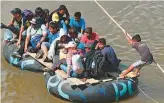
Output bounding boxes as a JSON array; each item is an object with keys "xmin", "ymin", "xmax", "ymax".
[{"xmin": 1, "ymin": 1, "xmax": 164, "ymax": 103}]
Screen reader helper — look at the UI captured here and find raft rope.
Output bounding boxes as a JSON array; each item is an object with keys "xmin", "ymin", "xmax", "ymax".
[
  {"xmin": 137, "ymin": 85, "xmax": 159, "ymax": 103},
  {"xmin": 94, "ymin": 0, "xmax": 161, "ymax": 103}
]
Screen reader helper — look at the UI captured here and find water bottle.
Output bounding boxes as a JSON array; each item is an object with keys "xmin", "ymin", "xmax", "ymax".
[{"xmin": 91, "ymin": 61, "xmax": 95, "ymax": 69}]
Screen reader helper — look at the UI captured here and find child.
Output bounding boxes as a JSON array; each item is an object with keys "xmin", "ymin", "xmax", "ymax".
[
  {"xmin": 119, "ymin": 32, "xmax": 154, "ymax": 78},
  {"xmin": 60, "ymin": 41, "xmax": 84, "ymax": 78}
]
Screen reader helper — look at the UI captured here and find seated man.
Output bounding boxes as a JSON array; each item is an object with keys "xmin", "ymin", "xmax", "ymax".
[
  {"xmin": 60, "ymin": 41, "xmax": 84, "ymax": 78},
  {"xmin": 36, "ymin": 22, "xmax": 60, "ymax": 62},
  {"xmin": 80, "ymin": 27, "xmax": 99, "ymax": 44},
  {"xmin": 34, "ymin": 7, "xmax": 47, "ymax": 25},
  {"xmin": 10, "ymin": 9, "xmax": 34, "ymax": 58},
  {"xmin": 83, "ymin": 43, "xmax": 95, "ymax": 77},
  {"xmin": 94, "ymin": 38, "xmax": 121, "ymax": 78},
  {"xmin": 5, "ymin": 8, "xmax": 32, "ymax": 39},
  {"xmin": 24, "ymin": 17, "xmax": 47, "ymax": 53},
  {"xmin": 69, "ymin": 12, "xmax": 85, "ymax": 34},
  {"xmin": 68, "ymin": 27, "xmax": 79, "ymax": 42}
]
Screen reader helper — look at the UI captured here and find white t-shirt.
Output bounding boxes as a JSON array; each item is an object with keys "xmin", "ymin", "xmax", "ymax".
[
  {"xmin": 72, "ymin": 54, "xmax": 84, "ymax": 72},
  {"xmin": 27, "ymin": 24, "xmax": 47, "ymax": 39}
]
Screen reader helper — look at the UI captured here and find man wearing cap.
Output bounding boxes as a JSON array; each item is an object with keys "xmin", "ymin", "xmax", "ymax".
[
  {"xmin": 7, "ymin": 8, "xmax": 31, "ymax": 38},
  {"xmin": 69, "ymin": 12, "xmax": 86, "ymax": 34},
  {"xmin": 24, "ymin": 17, "xmax": 47, "ymax": 53},
  {"xmin": 9, "ymin": 8, "xmax": 33, "ymax": 58},
  {"xmin": 80, "ymin": 27, "xmax": 99, "ymax": 44},
  {"xmin": 7, "ymin": 8, "xmax": 22, "ymax": 36},
  {"xmin": 83, "ymin": 43, "xmax": 95, "ymax": 77}
]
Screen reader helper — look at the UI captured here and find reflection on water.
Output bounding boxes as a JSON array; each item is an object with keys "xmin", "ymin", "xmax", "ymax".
[{"xmin": 1, "ymin": 1, "xmax": 164, "ymax": 103}]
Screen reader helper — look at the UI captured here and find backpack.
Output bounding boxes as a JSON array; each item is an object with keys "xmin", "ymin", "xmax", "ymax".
[
  {"xmin": 90, "ymin": 50, "xmax": 105, "ymax": 78},
  {"xmin": 23, "ymin": 9, "xmax": 34, "ymax": 21},
  {"xmin": 90, "ymin": 50, "xmax": 119, "ymax": 78}
]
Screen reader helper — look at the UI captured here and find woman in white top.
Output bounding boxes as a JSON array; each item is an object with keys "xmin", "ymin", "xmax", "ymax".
[{"xmin": 59, "ymin": 41, "xmax": 84, "ymax": 78}]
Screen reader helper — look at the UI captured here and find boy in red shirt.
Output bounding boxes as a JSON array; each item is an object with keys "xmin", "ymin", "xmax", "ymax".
[{"xmin": 80, "ymin": 27, "xmax": 99, "ymax": 44}]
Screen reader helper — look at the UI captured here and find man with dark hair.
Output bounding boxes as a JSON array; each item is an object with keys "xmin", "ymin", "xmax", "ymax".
[
  {"xmin": 68, "ymin": 27, "xmax": 78, "ymax": 42},
  {"xmin": 5, "ymin": 8, "xmax": 31, "ymax": 39},
  {"xmin": 69, "ymin": 11, "xmax": 86, "ymax": 34},
  {"xmin": 95, "ymin": 38, "xmax": 120, "ymax": 69},
  {"xmin": 119, "ymin": 33, "xmax": 154, "ymax": 78},
  {"xmin": 34, "ymin": 7, "xmax": 46, "ymax": 25},
  {"xmin": 80, "ymin": 27, "xmax": 99, "ymax": 44},
  {"xmin": 8, "ymin": 8, "xmax": 33, "ymax": 58},
  {"xmin": 36, "ymin": 22, "xmax": 60, "ymax": 61}
]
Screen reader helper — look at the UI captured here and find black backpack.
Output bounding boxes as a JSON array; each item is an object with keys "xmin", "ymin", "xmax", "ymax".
[{"xmin": 90, "ymin": 50, "xmax": 105, "ymax": 78}]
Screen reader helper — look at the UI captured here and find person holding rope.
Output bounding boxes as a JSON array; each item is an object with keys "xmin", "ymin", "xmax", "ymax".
[{"xmin": 119, "ymin": 32, "xmax": 154, "ymax": 78}]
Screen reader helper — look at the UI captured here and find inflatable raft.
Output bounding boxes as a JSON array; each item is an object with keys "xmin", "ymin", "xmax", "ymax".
[
  {"xmin": 3, "ymin": 41, "xmax": 45, "ymax": 72},
  {"xmin": 3, "ymin": 31, "xmax": 138, "ymax": 103},
  {"xmin": 44, "ymin": 64, "xmax": 138, "ymax": 103}
]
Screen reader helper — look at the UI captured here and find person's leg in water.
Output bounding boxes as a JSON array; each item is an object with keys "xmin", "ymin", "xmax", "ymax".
[{"xmin": 8, "ymin": 25, "xmax": 20, "ymax": 38}]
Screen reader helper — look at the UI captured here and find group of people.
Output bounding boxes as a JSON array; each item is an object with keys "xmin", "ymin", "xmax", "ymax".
[{"xmin": 2, "ymin": 5, "xmax": 154, "ymax": 79}]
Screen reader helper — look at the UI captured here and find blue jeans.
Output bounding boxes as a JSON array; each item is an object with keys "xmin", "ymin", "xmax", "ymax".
[
  {"xmin": 60, "ymin": 64, "xmax": 83, "ymax": 77},
  {"xmin": 30, "ymin": 35, "xmax": 42, "ymax": 49}
]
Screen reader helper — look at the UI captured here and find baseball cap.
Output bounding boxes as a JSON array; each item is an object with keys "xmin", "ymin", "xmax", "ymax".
[
  {"xmin": 77, "ymin": 42, "xmax": 85, "ymax": 50},
  {"xmin": 10, "ymin": 8, "xmax": 21, "ymax": 14}
]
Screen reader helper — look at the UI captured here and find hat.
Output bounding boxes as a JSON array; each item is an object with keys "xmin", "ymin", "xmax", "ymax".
[
  {"xmin": 84, "ymin": 43, "xmax": 93, "ymax": 48},
  {"xmin": 10, "ymin": 8, "xmax": 21, "ymax": 14},
  {"xmin": 77, "ymin": 42, "xmax": 85, "ymax": 50},
  {"xmin": 65, "ymin": 41, "xmax": 76, "ymax": 48},
  {"xmin": 30, "ymin": 17, "xmax": 40, "ymax": 24},
  {"xmin": 52, "ymin": 13, "xmax": 59, "ymax": 22}
]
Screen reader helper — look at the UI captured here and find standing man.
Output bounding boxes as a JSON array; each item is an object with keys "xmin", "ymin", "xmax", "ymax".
[{"xmin": 119, "ymin": 33, "xmax": 154, "ymax": 78}]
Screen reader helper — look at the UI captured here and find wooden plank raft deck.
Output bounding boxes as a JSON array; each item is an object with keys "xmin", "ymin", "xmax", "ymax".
[
  {"xmin": 27, "ymin": 52, "xmax": 53, "ymax": 69},
  {"xmin": 27, "ymin": 52, "xmax": 114, "ymax": 86}
]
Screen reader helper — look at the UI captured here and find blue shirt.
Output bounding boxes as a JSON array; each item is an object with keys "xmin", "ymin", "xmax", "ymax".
[
  {"xmin": 69, "ymin": 17, "xmax": 86, "ymax": 32},
  {"xmin": 47, "ymin": 31, "xmax": 59, "ymax": 44},
  {"xmin": 101, "ymin": 46, "xmax": 119, "ymax": 65}
]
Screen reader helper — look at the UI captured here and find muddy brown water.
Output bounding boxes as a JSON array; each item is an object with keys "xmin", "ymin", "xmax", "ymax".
[{"xmin": 1, "ymin": 1, "xmax": 164, "ymax": 103}]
